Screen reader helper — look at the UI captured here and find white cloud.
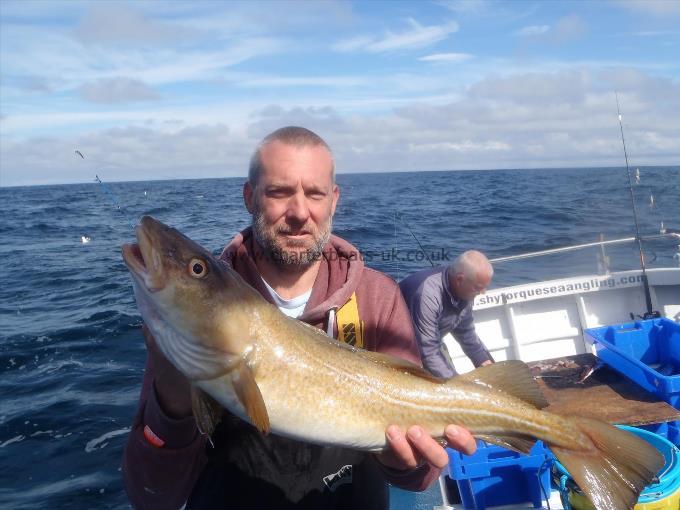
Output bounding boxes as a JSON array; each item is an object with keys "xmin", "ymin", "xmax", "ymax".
[
  {"xmin": 0, "ymin": 23, "xmax": 285, "ymax": 97},
  {"xmin": 332, "ymin": 19, "xmax": 459, "ymax": 53},
  {"xmin": 553, "ymin": 14, "xmax": 587, "ymax": 43},
  {"xmin": 237, "ymin": 75, "xmax": 369, "ymax": 88},
  {"xmin": 267, "ymin": 69, "xmax": 680, "ymax": 170},
  {"xmin": 614, "ymin": 0, "xmax": 680, "ymax": 16},
  {"xmin": 3, "ymin": 67, "xmax": 678, "ymax": 187},
  {"xmin": 515, "ymin": 25, "xmax": 550, "ymax": 37},
  {"xmin": 512, "ymin": 15, "xmax": 587, "ymax": 45},
  {"xmin": 437, "ymin": 0, "xmax": 540, "ymax": 23},
  {"xmin": 435, "ymin": 0, "xmax": 489, "ymax": 15},
  {"xmin": 1, "ymin": 2, "xmax": 679, "ymax": 186},
  {"xmin": 0, "ymin": 123, "xmax": 253, "ymax": 186},
  {"xmin": 73, "ymin": 2, "xmax": 192, "ymax": 45},
  {"xmin": 408, "ymin": 140, "xmax": 511, "ymax": 152},
  {"xmin": 419, "ymin": 52, "xmax": 473, "ymax": 63},
  {"xmin": 78, "ymin": 77, "xmax": 160, "ymax": 103},
  {"xmin": 331, "ymin": 35, "xmax": 375, "ymax": 52},
  {"xmin": 8, "ymin": 75, "xmax": 54, "ymax": 93},
  {"xmin": 0, "ymin": 101, "xmax": 258, "ymax": 136},
  {"xmin": 0, "ymin": 0, "xmax": 88, "ymax": 20},
  {"xmin": 631, "ymin": 30, "xmax": 680, "ymax": 37}
]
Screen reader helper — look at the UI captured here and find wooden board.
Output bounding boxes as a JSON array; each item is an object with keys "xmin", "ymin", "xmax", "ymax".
[{"xmin": 527, "ymin": 353, "xmax": 680, "ymax": 426}]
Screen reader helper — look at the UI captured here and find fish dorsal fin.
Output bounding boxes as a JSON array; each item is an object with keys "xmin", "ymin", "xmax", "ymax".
[
  {"xmin": 191, "ymin": 385, "xmax": 223, "ymax": 439},
  {"xmin": 232, "ymin": 359, "xmax": 270, "ymax": 435},
  {"xmin": 455, "ymin": 360, "xmax": 549, "ymax": 409},
  {"xmin": 475, "ymin": 434, "xmax": 536, "ymax": 455}
]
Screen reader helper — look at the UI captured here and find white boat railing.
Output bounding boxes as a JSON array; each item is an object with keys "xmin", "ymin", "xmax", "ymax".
[{"xmin": 489, "ymin": 232, "xmax": 680, "ymax": 264}]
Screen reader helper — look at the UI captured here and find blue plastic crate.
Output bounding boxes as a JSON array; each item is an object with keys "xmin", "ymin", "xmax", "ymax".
[
  {"xmin": 584, "ymin": 318, "xmax": 680, "ymax": 408},
  {"xmin": 641, "ymin": 420, "xmax": 680, "ymax": 447},
  {"xmin": 447, "ymin": 441, "xmax": 552, "ymax": 510}
]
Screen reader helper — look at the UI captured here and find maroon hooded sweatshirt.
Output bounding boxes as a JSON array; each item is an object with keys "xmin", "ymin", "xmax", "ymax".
[{"xmin": 122, "ymin": 228, "xmax": 442, "ymax": 509}]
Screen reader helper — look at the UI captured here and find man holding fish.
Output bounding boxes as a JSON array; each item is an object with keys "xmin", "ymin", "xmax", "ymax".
[
  {"xmin": 122, "ymin": 127, "xmax": 662, "ymax": 510},
  {"xmin": 122, "ymin": 127, "xmax": 477, "ymax": 509}
]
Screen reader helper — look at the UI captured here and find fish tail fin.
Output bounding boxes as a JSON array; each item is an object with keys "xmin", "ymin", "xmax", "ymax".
[{"xmin": 550, "ymin": 416, "xmax": 663, "ymax": 510}]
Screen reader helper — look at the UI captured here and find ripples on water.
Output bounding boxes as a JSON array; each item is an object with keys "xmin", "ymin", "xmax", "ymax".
[{"xmin": 1, "ymin": 167, "xmax": 678, "ymax": 508}]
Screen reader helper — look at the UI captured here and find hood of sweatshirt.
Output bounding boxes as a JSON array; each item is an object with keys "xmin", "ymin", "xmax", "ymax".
[{"xmin": 219, "ymin": 227, "xmax": 364, "ymax": 324}]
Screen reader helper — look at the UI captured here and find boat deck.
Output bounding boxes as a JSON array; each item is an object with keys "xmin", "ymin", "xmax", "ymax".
[
  {"xmin": 529, "ymin": 353, "xmax": 680, "ymax": 426},
  {"xmin": 392, "ymin": 353, "xmax": 680, "ymax": 510}
]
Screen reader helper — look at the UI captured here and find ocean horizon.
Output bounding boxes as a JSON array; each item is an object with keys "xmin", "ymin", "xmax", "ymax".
[{"xmin": 2, "ymin": 164, "xmax": 675, "ymax": 189}]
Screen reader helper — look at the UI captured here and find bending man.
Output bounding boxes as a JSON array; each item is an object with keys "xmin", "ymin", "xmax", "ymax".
[{"xmin": 400, "ymin": 251, "xmax": 494, "ymax": 378}]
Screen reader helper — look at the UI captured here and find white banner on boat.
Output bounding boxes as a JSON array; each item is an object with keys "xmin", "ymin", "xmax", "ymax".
[{"xmin": 474, "ymin": 271, "xmax": 645, "ymax": 309}]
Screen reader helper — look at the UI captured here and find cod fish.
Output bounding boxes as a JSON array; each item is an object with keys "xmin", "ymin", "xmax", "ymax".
[{"xmin": 122, "ymin": 216, "xmax": 663, "ymax": 510}]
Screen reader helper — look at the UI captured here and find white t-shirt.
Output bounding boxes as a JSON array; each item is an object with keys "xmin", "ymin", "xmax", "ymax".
[{"xmin": 261, "ymin": 278, "xmax": 312, "ymax": 318}]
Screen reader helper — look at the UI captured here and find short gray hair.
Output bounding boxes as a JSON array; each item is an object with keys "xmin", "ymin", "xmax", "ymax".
[
  {"xmin": 450, "ymin": 250, "xmax": 494, "ymax": 282},
  {"xmin": 248, "ymin": 126, "xmax": 335, "ymax": 186}
]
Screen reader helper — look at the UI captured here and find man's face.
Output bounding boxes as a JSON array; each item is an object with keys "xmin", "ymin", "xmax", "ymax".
[
  {"xmin": 452, "ymin": 270, "xmax": 491, "ymax": 301},
  {"xmin": 244, "ymin": 140, "xmax": 339, "ymax": 271}
]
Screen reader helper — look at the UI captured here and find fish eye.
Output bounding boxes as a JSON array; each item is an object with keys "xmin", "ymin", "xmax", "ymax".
[{"xmin": 189, "ymin": 258, "xmax": 208, "ymax": 278}]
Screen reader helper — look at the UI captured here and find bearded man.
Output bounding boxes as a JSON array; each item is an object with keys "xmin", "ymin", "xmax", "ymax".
[{"xmin": 122, "ymin": 126, "xmax": 476, "ymax": 510}]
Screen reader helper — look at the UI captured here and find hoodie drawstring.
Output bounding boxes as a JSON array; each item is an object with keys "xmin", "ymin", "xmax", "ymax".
[{"xmin": 326, "ymin": 308, "xmax": 336, "ymax": 338}]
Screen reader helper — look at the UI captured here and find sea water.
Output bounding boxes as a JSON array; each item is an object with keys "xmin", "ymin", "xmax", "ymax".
[{"xmin": 1, "ymin": 167, "xmax": 678, "ymax": 509}]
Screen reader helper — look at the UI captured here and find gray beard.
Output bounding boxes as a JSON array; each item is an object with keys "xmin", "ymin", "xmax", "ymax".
[{"xmin": 252, "ymin": 209, "xmax": 331, "ymax": 272}]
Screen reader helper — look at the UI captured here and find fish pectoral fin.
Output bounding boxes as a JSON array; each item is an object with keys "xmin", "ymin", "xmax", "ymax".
[
  {"xmin": 475, "ymin": 434, "xmax": 536, "ymax": 455},
  {"xmin": 233, "ymin": 361, "xmax": 270, "ymax": 435},
  {"xmin": 455, "ymin": 360, "xmax": 549, "ymax": 409},
  {"xmin": 191, "ymin": 385, "xmax": 223, "ymax": 439}
]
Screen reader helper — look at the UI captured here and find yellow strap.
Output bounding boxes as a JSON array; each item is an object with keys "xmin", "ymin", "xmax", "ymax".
[{"xmin": 336, "ymin": 292, "xmax": 364, "ymax": 349}]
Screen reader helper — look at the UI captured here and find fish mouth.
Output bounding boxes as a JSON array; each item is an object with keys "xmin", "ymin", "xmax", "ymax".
[
  {"xmin": 122, "ymin": 222, "xmax": 166, "ymax": 292},
  {"xmin": 122, "ymin": 242, "xmax": 146, "ymax": 275}
]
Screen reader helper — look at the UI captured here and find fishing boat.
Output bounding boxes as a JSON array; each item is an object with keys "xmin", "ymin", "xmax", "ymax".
[
  {"xmin": 446, "ymin": 233, "xmax": 680, "ymax": 376},
  {"xmin": 413, "ymin": 233, "xmax": 680, "ymax": 510},
  {"xmin": 413, "ymin": 105, "xmax": 680, "ymax": 510}
]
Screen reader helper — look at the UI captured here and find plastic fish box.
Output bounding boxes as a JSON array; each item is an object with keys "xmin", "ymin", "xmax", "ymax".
[
  {"xmin": 584, "ymin": 318, "xmax": 680, "ymax": 408},
  {"xmin": 641, "ymin": 420, "xmax": 680, "ymax": 448},
  {"xmin": 446, "ymin": 440, "xmax": 551, "ymax": 510}
]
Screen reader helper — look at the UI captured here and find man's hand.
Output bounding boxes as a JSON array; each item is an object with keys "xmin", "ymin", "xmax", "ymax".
[
  {"xmin": 143, "ymin": 325, "xmax": 193, "ymax": 419},
  {"xmin": 376, "ymin": 424, "xmax": 476, "ymax": 471}
]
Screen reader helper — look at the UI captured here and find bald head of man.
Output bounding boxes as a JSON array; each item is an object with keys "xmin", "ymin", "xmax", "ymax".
[{"xmin": 448, "ymin": 250, "xmax": 493, "ymax": 301}]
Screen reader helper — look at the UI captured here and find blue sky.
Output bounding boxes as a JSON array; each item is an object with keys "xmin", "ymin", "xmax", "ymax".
[{"xmin": 1, "ymin": 0, "xmax": 679, "ymax": 186}]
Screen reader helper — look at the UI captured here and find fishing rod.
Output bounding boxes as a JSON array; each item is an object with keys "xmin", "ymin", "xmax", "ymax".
[
  {"xmin": 397, "ymin": 212, "xmax": 435, "ymax": 267},
  {"xmin": 94, "ymin": 174, "xmax": 137, "ymax": 230},
  {"xmin": 76, "ymin": 150, "xmax": 136, "ymax": 230},
  {"xmin": 615, "ymin": 94, "xmax": 660, "ymax": 319}
]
